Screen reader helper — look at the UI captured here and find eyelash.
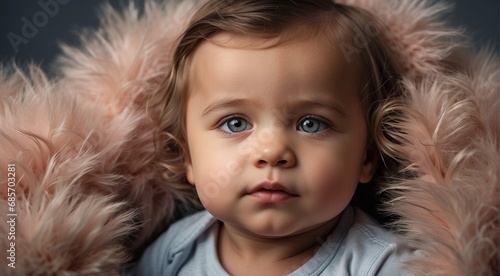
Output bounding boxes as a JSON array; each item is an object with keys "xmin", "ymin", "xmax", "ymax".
[
  {"xmin": 215, "ymin": 114, "xmax": 334, "ymax": 135},
  {"xmin": 296, "ymin": 115, "xmax": 333, "ymax": 134},
  {"xmin": 216, "ymin": 114, "xmax": 252, "ymax": 134}
]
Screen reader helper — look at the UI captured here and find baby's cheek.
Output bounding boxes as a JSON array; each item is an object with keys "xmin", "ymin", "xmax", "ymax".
[
  {"xmin": 194, "ymin": 162, "xmax": 237, "ymax": 206},
  {"xmin": 305, "ymin": 163, "xmax": 357, "ymax": 206}
]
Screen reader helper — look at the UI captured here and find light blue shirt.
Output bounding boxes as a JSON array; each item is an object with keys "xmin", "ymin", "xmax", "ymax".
[{"xmin": 133, "ymin": 206, "xmax": 411, "ymax": 275}]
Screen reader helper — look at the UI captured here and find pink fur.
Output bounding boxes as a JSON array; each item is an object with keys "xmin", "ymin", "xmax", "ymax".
[
  {"xmin": 54, "ymin": 0, "xmax": 201, "ymax": 258},
  {"xmin": 1, "ymin": 1, "xmax": 199, "ymax": 274},
  {"xmin": 0, "ymin": 0, "xmax": 498, "ymax": 274},
  {"xmin": 337, "ymin": 0, "xmax": 465, "ymax": 76},
  {"xmin": 382, "ymin": 51, "xmax": 499, "ymax": 274},
  {"xmin": 0, "ymin": 68, "xmax": 136, "ymax": 274}
]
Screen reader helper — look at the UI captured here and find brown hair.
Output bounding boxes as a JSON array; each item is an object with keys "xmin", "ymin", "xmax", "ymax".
[{"xmin": 151, "ymin": 0, "xmax": 403, "ymax": 214}]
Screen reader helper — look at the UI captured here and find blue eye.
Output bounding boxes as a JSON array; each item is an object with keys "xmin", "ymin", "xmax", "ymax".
[
  {"xmin": 219, "ymin": 117, "xmax": 251, "ymax": 133},
  {"xmin": 298, "ymin": 116, "xmax": 330, "ymax": 133}
]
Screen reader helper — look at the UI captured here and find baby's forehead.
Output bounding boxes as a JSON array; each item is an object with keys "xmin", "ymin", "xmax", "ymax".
[
  {"xmin": 187, "ymin": 31, "xmax": 363, "ymax": 104},
  {"xmin": 189, "ymin": 30, "xmax": 362, "ymax": 86}
]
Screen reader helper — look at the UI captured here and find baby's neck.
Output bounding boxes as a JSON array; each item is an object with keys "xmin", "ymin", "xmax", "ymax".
[{"xmin": 217, "ymin": 218, "xmax": 338, "ymax": 276}]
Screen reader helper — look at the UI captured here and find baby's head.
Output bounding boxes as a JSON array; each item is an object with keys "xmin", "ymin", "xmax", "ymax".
[{"xmin": 154, "ymin": 0, "xmax": 401, "ymax": 233}]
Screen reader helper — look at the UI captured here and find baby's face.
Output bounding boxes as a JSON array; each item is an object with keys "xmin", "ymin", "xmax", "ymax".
[{"xmin": 183, "ymin": 33, "xmax": 376, "ymax": 237}]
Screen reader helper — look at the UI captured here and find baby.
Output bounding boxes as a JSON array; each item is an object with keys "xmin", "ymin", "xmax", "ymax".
[{"xmin": 135, "ymin": 0, "xmax": 410, "ymax": 275}]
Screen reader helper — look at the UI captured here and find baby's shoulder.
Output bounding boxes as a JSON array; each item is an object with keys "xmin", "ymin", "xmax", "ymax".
[
  {"xmin": 348, "ymin": 207, "xmax": 398, "ymax": 246},
  {"xmin": 169, "ymin": 210, "xmax": 214, "ymax": 237},
  {"xmin": 154, "ymin": 210, "xmax": 215, "ymax": 254},
  {"xmin": 340, "ymin": 207, "xmax": 411, "ymax": 275},
  {"xmin": 133, "ymin": 210, "xmax": 216, "ymax": 275}
]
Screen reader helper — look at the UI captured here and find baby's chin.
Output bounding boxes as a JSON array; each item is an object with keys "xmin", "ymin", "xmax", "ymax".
[{"xmin": 218, "ymin": 214, "xmax": 339, "ymax": 240}]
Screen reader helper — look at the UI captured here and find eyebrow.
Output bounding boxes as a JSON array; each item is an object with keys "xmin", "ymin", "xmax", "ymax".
[
  {"xmin": 201, "ymin": 98, "xmax": 259, "ymax": 118},
  {"xmin": 292, "ymin": 100, "xmax": 349, "ymax": 118},
  {"xmin": 201, "ymin": 97, "xmax": 349, "ymax": 118}
]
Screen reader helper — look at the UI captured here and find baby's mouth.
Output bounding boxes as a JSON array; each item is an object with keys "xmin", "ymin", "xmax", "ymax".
[{"xmin": 247, "ymin": 181, "xmax": 298, "ymax": 202}]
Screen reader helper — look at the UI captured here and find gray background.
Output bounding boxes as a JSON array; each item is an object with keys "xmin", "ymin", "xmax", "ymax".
[{"xmin": 0, "ymin": 0, "xmax": 498, "ymax": 76}]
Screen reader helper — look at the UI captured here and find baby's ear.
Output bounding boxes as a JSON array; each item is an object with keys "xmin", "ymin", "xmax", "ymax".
[
  {"xmin": 358, "ymin": 144, "xmax": 379, "ymax": 184},
  {"xmin": 180, "ymin": 140, "xmax": 195, "ymax": 185}
]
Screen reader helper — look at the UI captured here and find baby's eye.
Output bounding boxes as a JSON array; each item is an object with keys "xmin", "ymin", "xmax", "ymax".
[
  {"xmin": 297, "ymin": 116, "xmax": 331, "ymax": 133},
  {"xmin": 219, "ymin": 117, "xmax": 251, "ymax": 133}
]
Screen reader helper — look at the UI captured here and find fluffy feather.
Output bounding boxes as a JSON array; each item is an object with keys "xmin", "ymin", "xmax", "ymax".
[
  {"xmin": 0, "ymin": 68, "xmax": 137, "ymax": 274},
  {"xmin": 54, "ymin": 0, "xmax": 201, "ymax": 256},
  {"xmin": 381, "ymin": 50, "xmax": 499, "ymax": 274},
  {"xmin": 337, "ymin": 0, "xmax": 465, "ymax": 76},
  {"xmin": 1, "ymin": 1, "xmax": 202, "ymax": 273}
]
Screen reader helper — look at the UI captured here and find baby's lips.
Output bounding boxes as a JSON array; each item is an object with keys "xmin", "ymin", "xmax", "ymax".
[{"xmin": 249, "ymin": 180, "xmax": 299, "ymax": 196}]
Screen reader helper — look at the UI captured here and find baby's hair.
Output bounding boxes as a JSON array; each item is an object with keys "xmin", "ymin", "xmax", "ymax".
[{"xmin": 151, "ymin": 0, "xmax": 403, "ymax": 207}]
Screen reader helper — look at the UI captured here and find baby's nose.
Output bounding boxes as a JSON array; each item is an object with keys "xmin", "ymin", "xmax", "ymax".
[{"xmin": 251, "ymin": 131, "xmax": 296, "ymax": 168}]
